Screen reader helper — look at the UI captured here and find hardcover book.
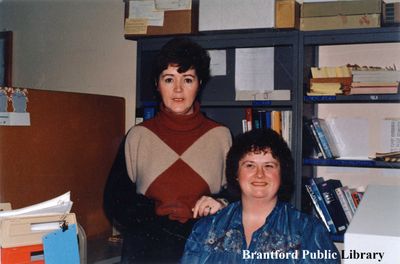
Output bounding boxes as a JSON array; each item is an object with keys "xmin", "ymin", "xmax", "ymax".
[
  {"xmin": 309, "ymin": 177, "xmax": 337, "ymax": 234},
  {"xmin": 317, "ymin": 179, "xmax": 348, "ymax": 234},
  {"xmin": 310, "ymin": 118, "xmax": 339, "ymax": 159}
]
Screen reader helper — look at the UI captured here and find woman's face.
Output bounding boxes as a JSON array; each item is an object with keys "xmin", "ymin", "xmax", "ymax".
[
  {"xmin": 157, "ymin": 64, "xmax": 199, "ymax": 115},
  {"xmin": 238, "ymin": 150, "xmax": 281, "ymax": 203}
]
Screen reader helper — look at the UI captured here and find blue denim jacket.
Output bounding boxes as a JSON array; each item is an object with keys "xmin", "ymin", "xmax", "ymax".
[{"xmin": 181, "ymin": 201, "xmax": 340, "ymax": 264}]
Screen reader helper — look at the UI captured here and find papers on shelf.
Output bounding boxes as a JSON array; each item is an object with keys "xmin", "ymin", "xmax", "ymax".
[
  {"xmin": 0, "ymin": 192, "xmax": 73, "ymax": 219},
  {"xmin": 235, "ymin": 47, "xmax": 274, "ymax": 100}
]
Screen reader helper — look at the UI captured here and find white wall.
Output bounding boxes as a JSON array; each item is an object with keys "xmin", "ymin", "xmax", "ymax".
[{"xmin": 0, "ymin": 0, "xmax": 137, "ymax": 130}]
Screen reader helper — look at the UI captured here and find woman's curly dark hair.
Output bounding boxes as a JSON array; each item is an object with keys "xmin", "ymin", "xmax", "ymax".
[
  {"xmin": 153, "ymin": 37, "xmax": 211, "ymax": 88},
  {"xmin": 225, "ymin": 128, "xmax": 294, "ymax": 202}
]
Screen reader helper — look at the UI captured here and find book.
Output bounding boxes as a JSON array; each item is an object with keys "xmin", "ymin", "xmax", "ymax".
[
  {"xmin": 304, "ymin": 120, "xmax": 324, "ymax": 158},
  {"xmin": 309, "ymin": 82, "xmax": 342, "ymax": 95},
  {"xmin": 242, "ymin": 119, "xmax": 248, "ymax": 133},
  {"xmin": 305, "ymin": 184, "xmax": 329, "ymax": 230},
  {"xmin": 341, "ymin": 186, "xmax": 357, "ymax": 214},
  {"xmin": 351, "ymin": 81, "xmax": 399, "ymax": 87},
  {"xmin": 309, "ymin": 177, "xmax": 337, "ymax": 234},
  {"xmin": 350, "ymin": 86, "xmax": 398, "ymax": 95},
  {"xmin": 143, "ymin": 107, "xmax": 156, "ymax": 120},
  {"xmin": 317, "ymin": 179, "xmax": 348, "ymax": 233},
  {"xmin": 335, "ymin": 187, "xmax": 354, "ymax": 223},
  {"xmin": 245, "ymin": 107, "xmax": 253, "ymax": 131},
  {"xmin": 352, "ymin": 69, "xmax": 400, "ymax": 83},
  {"xmin": 351, "ymin": 190, "xmax": 364, "ymax": 207},
  {"xmin": 281, "ymin": 111, "xmax": 292, "ymax": 149},
  {"xmin": 271, "ymin": 110, "xmax": 282, "ymax": 135},
  {"xmin": 317, "ymin": 118, "xmax": 340, "ymax": 158},
  {"xmin": 311, "ymin": 118, "xmax": 339, "ymax": 159}
]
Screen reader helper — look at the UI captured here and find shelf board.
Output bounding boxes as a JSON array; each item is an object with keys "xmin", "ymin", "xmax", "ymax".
[
  {"xmin": 304, "ymin": 94, "xmax": 400, "ymax": 103},
  {"xmin": 201, "ymin": 100, "xmax": 294, "ymax": 107},
  {"xmin": 302, "ymin": 27, "xmax": 400, "ymax": 45},
  {"xmin": 303, "ymin": 158, "xmax": 400, "ymax": 169},
  {"xmin": 139, "ymin": 100, "xmax": 294, "ymax": 108}
]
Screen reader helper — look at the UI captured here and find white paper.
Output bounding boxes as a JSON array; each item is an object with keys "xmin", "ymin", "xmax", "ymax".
[
  {"xmin": 208, "ymin": 49, "xmax": 226, "ymax": 76},
  {"xmin": 129, "ymin": 0, "xmax": 164, "ymax": 26},
  {"xmin": 235, "ymin": 47, "xmax": 274, "ymax": 100},
  {"xmin": 325, "ymin": 117, "xmax": 370, "ymax": 159},
  {"xmin": 0, "ymin": 191, "xmax": 72, "ymax": 218},
  {"xmin": 154, "ymin": 0, "xmax": 191, "ymax": 10},
  {"xmin": 381, "ymin": 118, "xmax": 400, "ymax": 153}
]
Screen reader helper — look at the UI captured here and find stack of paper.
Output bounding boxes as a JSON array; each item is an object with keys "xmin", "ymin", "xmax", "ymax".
[{"xmin": 0, "ymin": 191, "xmax": 73, "ymax": 219}]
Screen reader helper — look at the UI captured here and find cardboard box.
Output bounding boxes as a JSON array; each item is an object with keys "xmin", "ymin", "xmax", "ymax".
[
  {"xmin": 275, "ymin": 0, "xmax": 300, "ymax": 29},
  {"xmin": 199, "ymin": 0, "xmax": 275, "ymax": 31},
  {"xmin": 124, "ymin": 0, "xmax": 198, "ymax": 37},
  {"xmin": 300, "ymin": 14, "xmax": 381, "ymax": 31},
  {"xmin": 301, "ymin": 0, "xmax": 382, "ymax": 18}
]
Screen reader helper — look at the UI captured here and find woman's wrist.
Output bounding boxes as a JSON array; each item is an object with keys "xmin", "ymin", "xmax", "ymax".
[{"xmin": 216, "ymin": 198, "xmax": 229, "ymax": 208}]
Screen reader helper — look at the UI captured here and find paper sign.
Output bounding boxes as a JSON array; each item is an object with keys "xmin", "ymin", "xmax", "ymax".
[
  {"xmin": 129, "ymin": 0, "xmax": 164, "ymax": 26},
  {"xmin": 208, "ymin": 49, "xmax": 226, "ymax": 76},
  {"xmin": 235, "ymin": 47, "xmax": 275, "ymax": 100},
  {"xmin": 125, "ymin": 19, "xmax": 148, "ymax": 35}
]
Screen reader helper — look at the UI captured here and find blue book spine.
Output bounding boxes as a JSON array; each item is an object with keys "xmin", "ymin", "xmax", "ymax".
[
  {"xmin": 143, "ymin": 107, "xmax": 155, "ymax": 120},
  {"xmin": 309, "ymin": 177, "xmax": 337, "ymax": 234},
  {"xmin": 265, "ymin": 111, "xmax": 271, "ymax": 129},
  {"xmin": 311, "ymin": 118, "xmax": 334, "ymax": 158}
]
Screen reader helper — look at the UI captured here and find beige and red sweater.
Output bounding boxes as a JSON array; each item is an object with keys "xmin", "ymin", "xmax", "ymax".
[{"xmin": 104, "ymin": 102, "xmax": 232, "ymax": 229}]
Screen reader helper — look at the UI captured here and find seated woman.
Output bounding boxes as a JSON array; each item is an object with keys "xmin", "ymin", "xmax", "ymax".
[{"xmin": 181, "ymin": 128, "xmax": 340, "ymax": 264}]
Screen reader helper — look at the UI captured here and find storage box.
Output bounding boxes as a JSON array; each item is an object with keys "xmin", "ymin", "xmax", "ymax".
[
  {"xmin": 199, "ymin": 0, "xmax": 275, "ymax": 31},
  {"xmin": 301, "ymin": 0, "xmax": 382, "ymax": 18},
  {"xmin": 300, "ymin": 14, "xmax": 381, "ymax": 31},
  {"xmin": 0, "ymin": 213, "xmax": 77, "ymax": 248},
  {"xmin": 124, "ymin": 0, "xmax": 198, "ymax": 37},
  {"xmin": 275, "ymin": 0, "xmax": 300, "ymax": 29},
  {"xmin": 0, "ymin": 213, "xmax": 77, "ymax": 263}
]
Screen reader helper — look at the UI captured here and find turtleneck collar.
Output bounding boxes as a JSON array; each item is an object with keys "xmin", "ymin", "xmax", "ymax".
[{"xmin": 156, "ymin": 101, "xmax": 205, "ymax": 132}]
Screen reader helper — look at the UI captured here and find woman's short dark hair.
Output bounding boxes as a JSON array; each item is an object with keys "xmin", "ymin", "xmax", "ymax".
[
  {"xmin": 153, "ymin": 37, "xmax": 211, "ymax": 88},
  {"xmin": 225, "ymin": 128, "xmax": 294, "ymax": 202}
]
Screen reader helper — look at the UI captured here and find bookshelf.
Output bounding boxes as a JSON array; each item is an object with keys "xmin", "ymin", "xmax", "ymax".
[
  {"xmin": 128, "ymin": 26, "xmax": 400, "ymax": 216},
  {"xmin": 298, "ymin": 26, "xmax": 400, "ymax": 242}
]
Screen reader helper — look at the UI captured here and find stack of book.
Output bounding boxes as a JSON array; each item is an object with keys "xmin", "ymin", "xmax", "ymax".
[
  {"xmin": 243, "ymin": 107, "xmax": 292, "ymax": 148},
  {"xmin": 350, "ymin": 66, "xmax": 400, "ymax": 95},
  {"xmin": 300, "ymin": 0, "xmax": 382, "ymax": 31},
  {"xmin": 304, "ymin": 117, "xmax": 339, "ymax": 159},
  {"xmin": 305, "ymin": 177, "xmax": 364, "ymax": 235},
  {"xmin": 308, "ymin": 66, "xmax": 352, "ymax": 96},
  {"xmin": 371, "ymin": 151, "xmax": 400, "ymax": 162}
]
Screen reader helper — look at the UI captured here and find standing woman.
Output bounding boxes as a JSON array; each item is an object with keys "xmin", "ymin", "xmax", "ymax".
[
  {"xmin": 103, "ymin": 37, "xmax": 232, "ymax": 263},
  {"xmin": 182, "ymin": 128, "xmax": 340, "ymax": 264}
]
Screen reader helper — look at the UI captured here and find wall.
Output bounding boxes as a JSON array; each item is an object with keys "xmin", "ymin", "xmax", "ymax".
[{"xmin": 0, "ymin": 0, "xmax": 136, "ymax": 130}]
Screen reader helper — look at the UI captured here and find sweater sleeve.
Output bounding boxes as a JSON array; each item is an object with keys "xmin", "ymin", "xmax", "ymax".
[{"xmin": 103, "ymin": 135, "xmax": 156, "ymax": 231}]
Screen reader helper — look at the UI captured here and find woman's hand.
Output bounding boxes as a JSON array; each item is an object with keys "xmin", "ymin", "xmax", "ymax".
[{"xmin": 192, "ymin": 196, "xmax": 228, "ymax": 218}]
